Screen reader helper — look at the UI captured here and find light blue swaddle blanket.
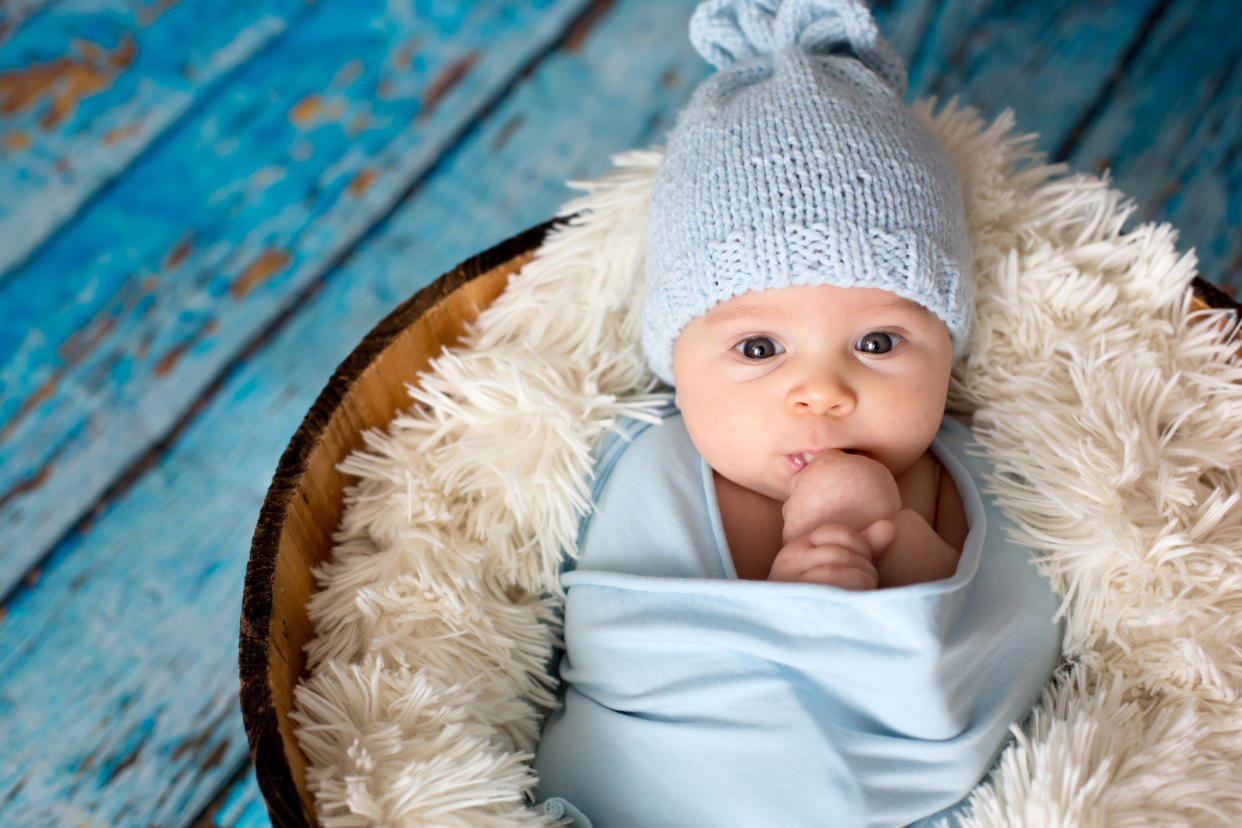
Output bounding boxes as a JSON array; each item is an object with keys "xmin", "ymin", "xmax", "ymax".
[{"xmin": 534, "ymin": 399, "xmax": 1062, "ymax": 827}]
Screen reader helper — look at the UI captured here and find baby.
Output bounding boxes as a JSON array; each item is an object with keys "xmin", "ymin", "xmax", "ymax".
[{"xmin": 534, "ymin": 1, "xmax": 1061, "ymax": 825}]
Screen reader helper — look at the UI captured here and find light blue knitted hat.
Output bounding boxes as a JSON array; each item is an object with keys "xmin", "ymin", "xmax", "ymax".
[{"xmin": 643, "ymin": 0, "xmax": 971, "ymax": 384}]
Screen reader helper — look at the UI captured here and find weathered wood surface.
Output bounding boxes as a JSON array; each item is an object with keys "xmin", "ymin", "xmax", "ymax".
[
  {"xmin": 1, "ymin": 0, "xmax": 1238, "ymax": 825},
  {"xmin": 0, "ymin": 0, "xmax": 592, "ymax": 593},
  {"xmin": 0, "ymin": 0, "xmax": 311, "ymax": 276}
]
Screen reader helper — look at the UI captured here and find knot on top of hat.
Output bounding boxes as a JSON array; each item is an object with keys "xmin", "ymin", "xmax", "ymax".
[{"xmin": 689, "ymin": 0, "xmax": 906, "ymax": 93}]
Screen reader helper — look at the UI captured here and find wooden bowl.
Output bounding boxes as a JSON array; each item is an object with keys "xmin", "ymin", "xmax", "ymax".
[{"xmin": 238, "ymin": 215, "xmax": 1239, "ymax": 827}]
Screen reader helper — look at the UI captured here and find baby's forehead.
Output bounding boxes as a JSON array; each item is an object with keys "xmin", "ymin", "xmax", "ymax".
[{"xmin": 702, "ymin": 288, "xmax": 932, "ymax": 323}]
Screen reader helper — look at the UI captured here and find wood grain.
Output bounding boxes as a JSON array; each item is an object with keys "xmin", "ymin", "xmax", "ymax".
[
  {"xmin": 1060, "ymin": 0, "xmax": 1242, "ymax": 287},
  {"xmin": 0, "ymin": 0, "xmax": 310, "ymax": 275},
  {"xmin": 0, "ymin": 0, "xmax": 595, "ymax": 597}
]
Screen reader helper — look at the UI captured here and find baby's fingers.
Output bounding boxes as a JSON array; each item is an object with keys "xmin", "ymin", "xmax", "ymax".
[
  {"xmin": 805, "ymin": 524, "xmax": 875, "ymax": 561},
  {"xmin": 800, "ymin": 547, "xmax": 879, "ymax": 591},
  {"xmin": 769, "ymin": 540, "xmax": 878, "ymax": 590}
]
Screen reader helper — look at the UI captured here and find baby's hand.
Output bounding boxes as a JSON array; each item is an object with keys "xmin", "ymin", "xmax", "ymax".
[{"xmin": 767, "ymin": 520, "xmax": 896, "ymax": 590}]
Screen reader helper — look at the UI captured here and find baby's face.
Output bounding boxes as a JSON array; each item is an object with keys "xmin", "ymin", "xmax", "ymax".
[{"xmin": 671, "ymin": 284, "xmax": 953, "ymax": 503}]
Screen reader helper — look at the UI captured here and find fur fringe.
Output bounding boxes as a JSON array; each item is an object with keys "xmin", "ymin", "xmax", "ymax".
[{"xmin": 291, "ymin": 101, "xmax": 1242, "ymax": 826}]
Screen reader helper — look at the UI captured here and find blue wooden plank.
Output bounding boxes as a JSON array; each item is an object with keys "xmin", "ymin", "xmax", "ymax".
[
  {"xmin": 886, "ymin": 0, "xmax": 1165, "ymax": 145},
  {"xmin": 208, "ymin": 775, "xmax": 272, "ymax": 828},
  {"xmin": 875, "ymin": 0, "xmax": 1239, "ymax": 293},
  {"xmin": 0, "ymin": 0, "xmax": 59, "ymax": 41},
  {"xmin": 0, "ymin": 0, "xmax": 702, "ymax": 822},
  {"xmin": 191, "ymin": 765, "xmax": 271, "ymax": 828},
  {"xmin": 0, "ymin": 0, "xmax": 592, "ymax": 598},
  {"xmin": 0, "ymin": 0, "xmax": 311, "ymax": 277},
  {"xmin": 1060, "ymin": 0, "xmax": 1242, "ymax": 291}
]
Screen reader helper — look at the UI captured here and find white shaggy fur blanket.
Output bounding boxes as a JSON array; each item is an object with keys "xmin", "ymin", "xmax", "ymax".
[{"xmin": 290, "ymin": 99, "xmax": 1242, "ymax": 827}]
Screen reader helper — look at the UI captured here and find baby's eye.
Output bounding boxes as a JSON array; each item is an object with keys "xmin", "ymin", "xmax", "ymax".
[
  {"xmin": 855, "ymin": 331, "xmax": 901, "ymax": 355},
  {"xmin": 735, "ymin": 336, "xmax": 784, "ymax": 360}
]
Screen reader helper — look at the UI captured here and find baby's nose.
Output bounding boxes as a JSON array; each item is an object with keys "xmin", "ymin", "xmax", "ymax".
[{"xmin": 785, "ymin": 367, "xmax": 855, "ymax": 416}]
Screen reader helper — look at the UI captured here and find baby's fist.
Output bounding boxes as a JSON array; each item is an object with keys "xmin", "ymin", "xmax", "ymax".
[{"xmin": 782, "ymin": 451, "xmax": 901, "ymax": 543}]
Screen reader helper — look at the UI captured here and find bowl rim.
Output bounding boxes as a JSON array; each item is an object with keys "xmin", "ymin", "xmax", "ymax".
[{"xmin": 238, "ymin": 217, "xmax": 564, "ymax": 827}]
